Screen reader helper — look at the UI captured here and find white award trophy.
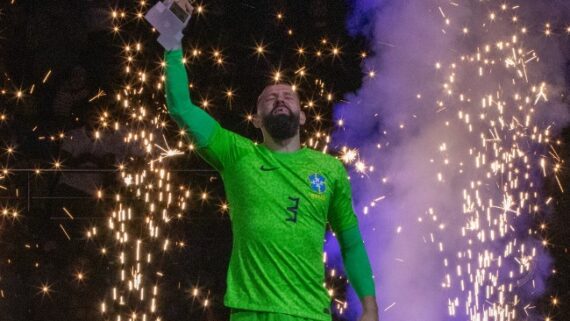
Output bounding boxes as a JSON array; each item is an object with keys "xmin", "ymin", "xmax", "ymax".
[{"xmin": 145, "ymin": 0, "xmax": 193, "ymax": 50}]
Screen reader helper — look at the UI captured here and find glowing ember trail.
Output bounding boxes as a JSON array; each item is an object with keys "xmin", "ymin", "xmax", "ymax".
[{"xmin": 332, "ymin": 1, "xmax": 569, "ymax": 320}]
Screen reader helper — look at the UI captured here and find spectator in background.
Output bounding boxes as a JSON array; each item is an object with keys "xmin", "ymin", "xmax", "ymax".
[{"xmin": 52, "ymin": 65, "xmax": 90, "ymax": 130}]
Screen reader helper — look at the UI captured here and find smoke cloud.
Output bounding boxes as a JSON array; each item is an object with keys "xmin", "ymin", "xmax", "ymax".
[{"xmin": 328, "ymin": 1, "xmax": 570, "ymax": 320}]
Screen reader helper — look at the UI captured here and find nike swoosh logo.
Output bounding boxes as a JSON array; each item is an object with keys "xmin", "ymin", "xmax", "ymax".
[{"xmin": 260, "ymin": 165, "xmax": 279, "ymax": 171}]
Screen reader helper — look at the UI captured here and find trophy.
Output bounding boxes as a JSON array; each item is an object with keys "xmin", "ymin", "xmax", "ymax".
[{"xmin": 145, "ymin": 0, "xmax": 193, "ymax": 50}]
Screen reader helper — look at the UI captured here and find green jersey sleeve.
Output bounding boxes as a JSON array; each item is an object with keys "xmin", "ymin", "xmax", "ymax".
[
  {"xmin": 164, "ymin": 49, "xmax": 217, "ymax": 148},
  {"xmin": 195, "ymin": 124, "xmax": 256, "ymax": 172},
  {"xmin": 327, "ymin": 161, "xmax": 359, "ymax": 233},
  {"xmin": 329, "ymin": 162, "xmax": 376, "ymax": 299},
  {"xmin": 337, "ymin": 225, "xmax": 376, "ymax": 299},
  {"xmin": 164, "ymin": 49, "xmax": 254, "ymax": 172}
]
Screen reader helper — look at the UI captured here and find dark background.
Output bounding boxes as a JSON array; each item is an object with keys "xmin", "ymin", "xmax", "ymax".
[
  {"xmin": 0, "ymin": 1, "xmax": 366, "ymax": 320},
  {"xmin": 0, "ymin": 1, "xmax": 568, "ymax": 321}
]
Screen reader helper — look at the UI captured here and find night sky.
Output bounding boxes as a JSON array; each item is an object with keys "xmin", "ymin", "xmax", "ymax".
[{"xmin": 0, "ymin": 1, "xmax": 568, "ymax": 321}]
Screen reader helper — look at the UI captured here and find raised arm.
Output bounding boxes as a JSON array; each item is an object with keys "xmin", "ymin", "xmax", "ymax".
[
  {"xmin": 164, "ymin": 48, "xmax": 218, "ymax": 148},
  {"xmin": 155, "ymin": 0, "xmax": 255, "ymax": 172}
]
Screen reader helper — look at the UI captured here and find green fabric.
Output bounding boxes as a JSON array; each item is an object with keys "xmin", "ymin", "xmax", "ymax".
[
  {"xmin": 195, "ymin": 124, "xmax": 361, "ymax": 321},
  {"xmin": 336, "ymin": 225, "xmax": 376, "ymax": 299},
  {"xmin": 164, "ymin": 49, "xmax": 217, "ymax": 147},
  {"xmin": 164, "ymin": 48, "xmax": 375, "ymax": 321},
  {"xmin": 230, "ymin": 308, "xmax": 318, "ymax": 321}
]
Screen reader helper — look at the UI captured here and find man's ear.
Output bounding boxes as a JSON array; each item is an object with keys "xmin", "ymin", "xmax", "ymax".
[
  {"xmin": 300, "ymin": 110, "xmax": 307, "ymax": 126},
  {"xmin": 252, "ymin": 113, "xmax": 262, "ymax": 129}
]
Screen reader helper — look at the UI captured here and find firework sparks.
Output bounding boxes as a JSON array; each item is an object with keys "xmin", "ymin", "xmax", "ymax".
[{"xmin": 333, "ymin": 1, "xmax": 569, "ymax": 320}]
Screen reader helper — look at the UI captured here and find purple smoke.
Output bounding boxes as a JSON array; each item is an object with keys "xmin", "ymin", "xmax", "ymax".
[{"xmin": 327, "ymin": 1, "xmax": 570, "ymax": 320}]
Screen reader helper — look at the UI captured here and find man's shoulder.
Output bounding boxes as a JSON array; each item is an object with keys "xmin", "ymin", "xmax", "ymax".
[
  {"xmin": 213, "ymin": 124, "xmax": 255, "ymax": 145},
  {"xmin": 305, "ymin": 148, "xmax": 344, "ymax": 168}
]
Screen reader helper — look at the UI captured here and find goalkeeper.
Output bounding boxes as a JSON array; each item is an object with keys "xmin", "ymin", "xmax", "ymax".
[{"xmin": 160, "ymin": 2, "xmax": 378, "ymax": 320}]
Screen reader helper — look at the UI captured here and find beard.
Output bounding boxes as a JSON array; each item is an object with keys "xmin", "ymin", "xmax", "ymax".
[{"xmin": 262, "ymin": 105, "xmax": 300, "ymax": 141}]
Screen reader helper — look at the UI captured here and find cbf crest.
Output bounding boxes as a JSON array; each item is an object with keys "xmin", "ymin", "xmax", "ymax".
[{"xmin": 308, "ymin": 173, "xmax": 326, "ymax": 194}]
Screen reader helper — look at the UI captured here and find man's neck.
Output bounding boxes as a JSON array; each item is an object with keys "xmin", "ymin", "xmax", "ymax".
[{"xmin": 263, "ymin": 135, "xmax": 301, "ymax": 152}]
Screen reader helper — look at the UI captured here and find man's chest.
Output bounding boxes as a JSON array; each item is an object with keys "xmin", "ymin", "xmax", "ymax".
[{"xmin": 223, "ymin": 153, "xmax": 335, "ymax": 230}]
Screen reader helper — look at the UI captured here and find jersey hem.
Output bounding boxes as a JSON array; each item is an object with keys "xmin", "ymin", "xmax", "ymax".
[{"xmin": 224, "ymin": 300, "xmax": 332, "ymax": 321}]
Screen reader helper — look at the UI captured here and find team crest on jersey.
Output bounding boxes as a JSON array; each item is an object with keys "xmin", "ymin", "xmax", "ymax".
[{"xmin": 308, "ymin": 173, "xmax": 326, "ymax": 194}]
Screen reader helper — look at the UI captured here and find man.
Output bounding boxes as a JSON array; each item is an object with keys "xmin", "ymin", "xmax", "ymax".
[{"xmin": 163, "ymin": 2, "xmax": 378, "ymax": 321}]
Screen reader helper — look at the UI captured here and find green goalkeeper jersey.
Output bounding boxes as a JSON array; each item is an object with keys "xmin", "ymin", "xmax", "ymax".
[
  {"xmin": 164, "ymin": 49, "xmax": 374, "ymax": 321},
  {"xmin": 198, "ymin": 123, "xmax": 358, "ymax": 320}
]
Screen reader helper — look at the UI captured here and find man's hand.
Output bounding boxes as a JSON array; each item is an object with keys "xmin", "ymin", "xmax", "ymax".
[
  {"xmin": 359, "ymin": 310, "xmax": 379, "ymax": 321},
  {"xmin": 359, "ymin": 296, "xmax": 379, "ymax": 321},
  {"xmin": 145, "ymin": 0, "xmax": 195, "ymax": 50}
]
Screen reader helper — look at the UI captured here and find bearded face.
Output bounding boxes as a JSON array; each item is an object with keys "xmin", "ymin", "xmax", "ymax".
[
  {"xmin": 255, "ymin": 84, "xmax": 305, "ymax": 141},
  {"xmin": 261, "ymin": 101, "xmax": 301, "ymax": 140}
]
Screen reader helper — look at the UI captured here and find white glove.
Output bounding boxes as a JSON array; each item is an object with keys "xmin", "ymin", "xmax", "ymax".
[{"xmin": 145, "ymin": 0, "xmax": 195, "ymax": 51}]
